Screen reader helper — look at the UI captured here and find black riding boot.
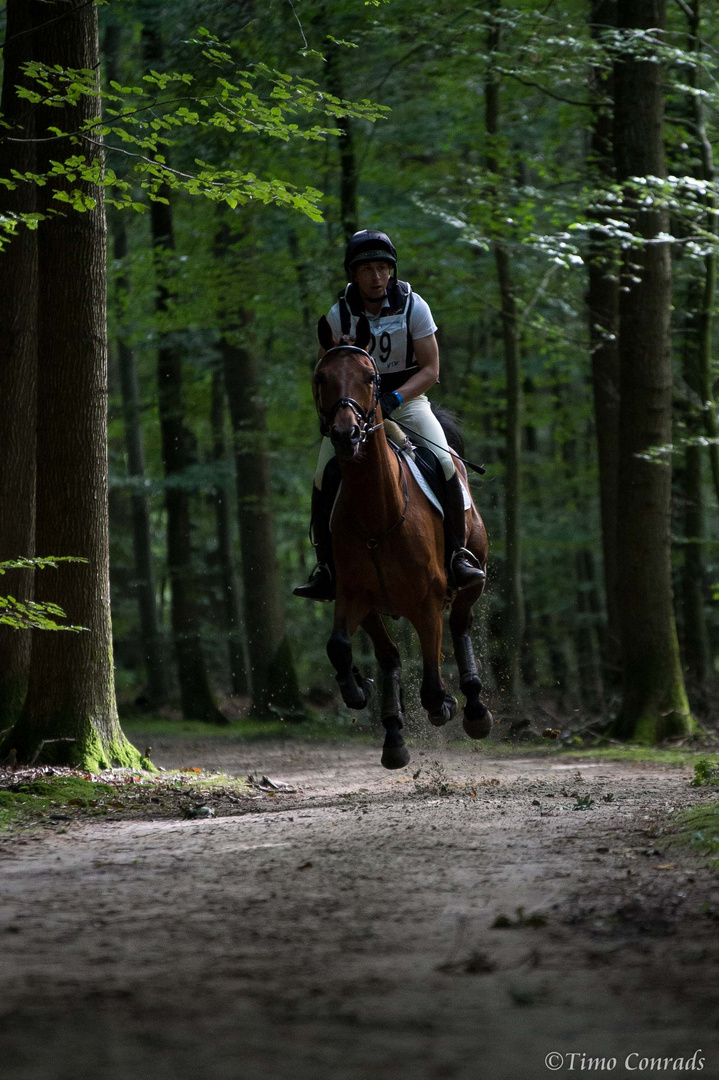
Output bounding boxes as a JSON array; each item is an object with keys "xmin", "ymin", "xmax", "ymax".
[
  {"xmin": 293, "ymin": 484, "xmax": 336, "ymax": 602},
  {"xmin": 444, "ymin": 472, "xmax": 485, "ymax": 590}
]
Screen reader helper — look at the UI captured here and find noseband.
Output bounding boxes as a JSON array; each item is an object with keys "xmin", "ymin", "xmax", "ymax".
[{"xmin": 315, "ymin": 346, "xmax": 382, "ymax": 442}]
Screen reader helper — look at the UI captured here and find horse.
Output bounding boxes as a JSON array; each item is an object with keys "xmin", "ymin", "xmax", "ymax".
[{"xmin": 312, "ymin": 314, "xmax": 493, "ymax": 769}]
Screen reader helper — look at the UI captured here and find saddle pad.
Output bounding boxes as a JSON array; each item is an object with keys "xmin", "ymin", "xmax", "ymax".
[
  {"xmin": 401, "ymin": 452, "xmax": 444, "ymax": 519},
  {"xmin": 410, "ymin": 445, "xmax": 472, "ymax": 511}
]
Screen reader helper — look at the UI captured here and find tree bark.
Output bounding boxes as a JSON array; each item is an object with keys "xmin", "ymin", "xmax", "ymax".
[
  {"xmin": 684, "ymin": 0, "xmax": 719, "ymax": 508},
  {"xmin": 0, "ymin": 0, "xmax": 41, "ymax": 727},
  {"xmin": 321, "ymin": 11, "xmax": 358, "ymax": 243},
  {"xmin": 103, "ymin": 22, "xmax": 166, "ymax": 707},
  {"xmin": 210, "ymin": 368, "xmax": 249, "ymax": 697},
  {"xmin": 587, "ymin": 0, "xmax": 621, "ymax": 680},
  {"xmin": 613, "ymin": 0, "xmax": 692, "ymax": 740},
  {"xmin": 2, "ymin": 0, "xmax": 142, "ymax": 769},
  {"xmin": 221, "ymin": 331, "xmax": 304, "ymax": 719},
  {"xmin": 679, "ymin": 279, "xmax": 711, "ymax": 695},
  {"xmin": 485, "ymin": 4, "xmax": 524, "ymax": 701},
  {"xmin": 150, "ymin": 190, "xmax": 227, "ymax": 723},
  {"xmin": 143, "ymin": 24, "xmax": 226, "ymax": 724},
  {"xmin": 112, "ymin": 218, "xmax": 167, "ymax": 706}
]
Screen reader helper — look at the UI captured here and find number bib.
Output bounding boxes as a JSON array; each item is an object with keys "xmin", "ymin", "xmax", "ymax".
[
  {"xmin": 365, "ymin": 312, "xmax": 407, "ymax": 372},
  {"xmin": 333, "ymin": 280, "xmax": 419, "ymax": 392}
]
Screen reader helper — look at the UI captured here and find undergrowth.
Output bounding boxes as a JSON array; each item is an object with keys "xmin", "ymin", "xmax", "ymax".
[{"xmin": 0, "ymin": 769, "xmax": 254, "ymax": 833}]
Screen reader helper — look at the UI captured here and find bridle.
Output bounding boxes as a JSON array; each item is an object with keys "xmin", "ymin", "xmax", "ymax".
[{"xmin": 314, "ymin": 346, "xmax": 383, "ymax": 443}]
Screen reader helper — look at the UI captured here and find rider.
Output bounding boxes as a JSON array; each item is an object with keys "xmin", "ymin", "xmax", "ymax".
[{"xmin": 293, "ymin": 228, "xmax": 485, "ymax": 602}]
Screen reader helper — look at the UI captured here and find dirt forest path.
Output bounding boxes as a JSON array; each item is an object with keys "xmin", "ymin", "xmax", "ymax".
[{"xmin": 2, "ymin": 739, "xmax": 719, "ymax": 1080}]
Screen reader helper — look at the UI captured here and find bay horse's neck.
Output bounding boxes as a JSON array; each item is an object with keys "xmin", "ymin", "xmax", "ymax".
[{"xmin": 339, "ymin": 426, "xmax": 405, "ymax": 535}]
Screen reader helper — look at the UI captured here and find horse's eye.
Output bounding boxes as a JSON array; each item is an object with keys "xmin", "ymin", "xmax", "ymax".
[{"xmin": 314, "ymin": 372, "xmax": 327, "ymax": 386}]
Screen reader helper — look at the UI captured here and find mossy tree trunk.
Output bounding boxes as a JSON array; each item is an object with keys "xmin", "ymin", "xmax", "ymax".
[
  {"xmin": 0, "ymin": 0, "xmax": 42, "ymax": 727},
  {"xmin": 1, "ymin": 0, "xmax": 142, "ymax": 770},
  {"xmin": 612, "ymin": 0, "xmax": 692, "ymax": 741}
]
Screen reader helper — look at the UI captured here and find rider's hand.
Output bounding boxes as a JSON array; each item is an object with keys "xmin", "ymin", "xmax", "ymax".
[{"xmin": 379, "ymin": 391, "xmax": 403, "ymax": 418}]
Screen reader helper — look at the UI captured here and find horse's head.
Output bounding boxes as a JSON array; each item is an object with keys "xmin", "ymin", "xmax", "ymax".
[{"xmin": 314, "ymin": 315, "xmax": 380, "ymax": 460}]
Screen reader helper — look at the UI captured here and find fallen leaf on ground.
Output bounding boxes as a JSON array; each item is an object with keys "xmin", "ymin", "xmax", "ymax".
[{"xmin": 248, "ymin": 774, "xmax": 297, "ymax": 794}]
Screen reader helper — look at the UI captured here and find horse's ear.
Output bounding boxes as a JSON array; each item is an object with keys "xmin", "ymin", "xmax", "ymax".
[
  {"xmin": 317, "ymin": 315, "xmax": 336, "ymax": 352},
  {"xmin": 354, "ymin": 314, "xmax": 372, "ymax": 352}
]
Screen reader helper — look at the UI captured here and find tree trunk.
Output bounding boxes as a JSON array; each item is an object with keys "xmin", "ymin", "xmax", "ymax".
[
  {"xmin": 485, "ymin": 4, "xmax": 524, "ymax": 701},
  {"xmin": 2, "ymin": 0, "xmax": 142, "ymax": 769},
  {"xmin": 112, "ymin": 217, "xmax": 167, "ymax": 706},
  {"xmin": 679, "ymin": 279, "xmax": 711, "ymax": 695},
  {"xmin": 143, "ymin": 24, "xmax": 226, "ymax": 724},
  {"xmin": 210, "ymin": 368, "xmax": 249, "ymax": 697},
  {"xmin": 321, "ymin": 11, "xmax": 358, "ymax": 243},
  {"xmin": 103, "ymin": 21, "xmax": 166, "ymax": 707},
  {"xmin": 575, "ymin": 549, "xmax": 604, "ymax": 713},
  {"xmin": 587, "ymin": 0, "xmax": 621, "ymax": 680},
  {"xmin": 613, "ymin": 0, "xmax": 692, "ymax": 741},
  {"xmin": 684, "ymin": 0, "xmax": 719, "ymax": 508},
  {"xmin": 0, "ymin": 0, "xmax": 41, "ymax": 727},
  {"xmin": 221, "ymin": 331, "xmax": 304, "ymax": 719}
]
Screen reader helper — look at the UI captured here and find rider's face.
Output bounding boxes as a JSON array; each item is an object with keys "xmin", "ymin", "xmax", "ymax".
[{"xmin": 352, "ymin": 260, "xmax": 392, "ymax": 301}]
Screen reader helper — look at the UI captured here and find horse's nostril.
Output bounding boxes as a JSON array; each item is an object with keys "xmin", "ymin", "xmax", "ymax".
[{"xmin": 330, "ymin": 425, "xmax": 361, "ymax": 449}]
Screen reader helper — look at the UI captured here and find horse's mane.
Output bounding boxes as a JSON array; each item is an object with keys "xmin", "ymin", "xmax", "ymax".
[{"xmin": 431, "ymin": 403, "xmax": 465, "ymax": 457}]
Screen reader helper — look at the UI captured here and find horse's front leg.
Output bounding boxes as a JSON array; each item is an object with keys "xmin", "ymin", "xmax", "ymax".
[
  {"xmin": 361, "ymin": 611, "xmax": 409, "ymax": 770},
  {"xmin": 327, "ymin": 602, "xmax": 373, "ymax": 711},
  {"xmin": 412, "ymin": 605, "xmax": 458, "ymax": 728},
  {"xmin": 449, "ymin": 590, "xmax": 493, "ymax": 739}
]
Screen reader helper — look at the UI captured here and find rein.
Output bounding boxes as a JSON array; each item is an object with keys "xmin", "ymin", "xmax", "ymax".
[{"xmin": 316, "ymin": 346, "xmax": 409, "ymax": 617}]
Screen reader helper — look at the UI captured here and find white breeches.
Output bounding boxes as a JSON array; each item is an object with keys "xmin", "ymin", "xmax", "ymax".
[{"xmin": 313, "ymin": 394, "xmax": 457, "ymax": 489}]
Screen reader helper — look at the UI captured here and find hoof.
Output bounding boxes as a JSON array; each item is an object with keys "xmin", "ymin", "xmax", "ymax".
[
  {"xmin": 463, "ymin": 705, "xmax": 493, "ymax": 740},
  {"xmin": 381, "ymin": 743, "xmax": 410, "ymax": 770},
  {"xmin": 428, "ymin": 694, "xmax": 458, "ymax": 728}
]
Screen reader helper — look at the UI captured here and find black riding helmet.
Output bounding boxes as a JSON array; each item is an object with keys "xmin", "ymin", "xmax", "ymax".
[{"xmin": 344, "ymin": 229, "xmax": 398, "ymax": 276}]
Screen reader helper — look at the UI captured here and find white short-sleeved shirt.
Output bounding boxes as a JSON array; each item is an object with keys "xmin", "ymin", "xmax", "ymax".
[
  {"xmin": 326, "ymin": 290, "xmax": 437, "ymax": 347},
  {"xmin": 326, "ymin": 285, "xmax": 437, "ymax": 392}
]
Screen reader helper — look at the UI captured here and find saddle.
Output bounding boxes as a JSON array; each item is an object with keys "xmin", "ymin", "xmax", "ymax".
[{"xmin": 325, "ymin": 424, "xmax": 468, "ymax": 534}]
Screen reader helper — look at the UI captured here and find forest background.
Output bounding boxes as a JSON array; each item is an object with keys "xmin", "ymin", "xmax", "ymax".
[{"xmin": 0, "ymin": 0, "xmax": 718, "ymax": 768}]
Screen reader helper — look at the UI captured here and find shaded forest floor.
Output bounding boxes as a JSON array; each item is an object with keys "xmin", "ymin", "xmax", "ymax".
[{"xmin": 1, "ymin": 732, "xmax": 719, "ymax": 1079}]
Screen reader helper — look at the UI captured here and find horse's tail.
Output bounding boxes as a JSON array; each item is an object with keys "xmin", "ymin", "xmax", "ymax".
[{"xmin": 431, "ymin": 402, "xmax": 465, "ymax": 457}]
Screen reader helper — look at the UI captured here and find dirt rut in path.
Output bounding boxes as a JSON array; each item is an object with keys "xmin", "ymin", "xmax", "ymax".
[{"xmin": 1, "ymin": 743, "xmax": 718, "ymax": 1080}]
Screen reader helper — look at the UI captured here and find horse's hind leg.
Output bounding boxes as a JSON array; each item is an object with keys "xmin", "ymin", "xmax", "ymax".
[
  {"xmin": 449, "ymin": 588, "xmax": 493, "ymax": 739},
  {"xmin": 327, "ymin": 605, "xmax": 373, "ymax": 711},
  {"xmin": 361, "ymin": 611, "xmax": 409, "ymax": 770}
]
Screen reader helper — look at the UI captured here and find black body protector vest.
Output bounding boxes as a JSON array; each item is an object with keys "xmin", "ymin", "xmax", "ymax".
[{"xmin": 337, "ymin": 279, "xmax": 416, "ymax": 394}]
